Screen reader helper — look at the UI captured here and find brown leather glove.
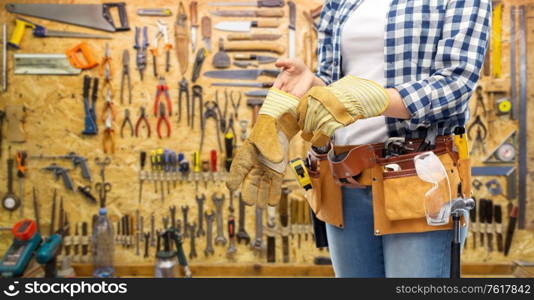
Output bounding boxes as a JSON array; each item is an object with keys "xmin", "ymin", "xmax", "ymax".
[{"xmin": 226, "ymin": 89, "xmax": 300, "ymax": 208}]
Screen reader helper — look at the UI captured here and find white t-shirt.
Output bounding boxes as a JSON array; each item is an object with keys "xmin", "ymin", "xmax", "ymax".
[{"xmin": 333, "ymin": 0, "xmax": 391, "ymax": 146}]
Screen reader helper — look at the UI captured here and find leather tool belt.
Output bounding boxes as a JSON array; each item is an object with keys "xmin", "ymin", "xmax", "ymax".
[
  {"xmin": 324, "ymin": 135, "xmax": 457, "ymax": 188},
  {"xmin": 304, "ymin": 135, "xmax": 467, "ymax": 233}
]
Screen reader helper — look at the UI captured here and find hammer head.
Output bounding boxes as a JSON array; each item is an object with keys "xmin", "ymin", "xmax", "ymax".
[
  {"xmin": 247, "ymin": 98, "xmax": 264, "ymax": 125},
  {"xmin": 247, "ymin": 98, "xmax": 264, "ymax": 107}
]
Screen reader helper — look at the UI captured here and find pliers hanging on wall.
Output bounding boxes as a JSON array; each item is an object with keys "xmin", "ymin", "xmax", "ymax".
[
  {"xmin": 150, "ymin": 20, "xmax": 172, "ymax": 77},
  {"xmin": 100, "ymin": 43, "xmax": 113, "ymax": 98},
  {"xmin": 157, "ymin": 102, "xmax": 171, "ymax": 139},
  {"xmin": 100, "ymin": 43, "xmax": 113, "ymax": 78},
  {"xmin": 153, "ymin": 77, "xmax": 172, "ymax": 117},
  {"xmin": 135, "ymin": 106, "xmax": 151, "ymax": 138},
  {"xmin": 229, "ymin": 90, "xmax": 241, "ymax": 120},
  {"xmin": 120, "ymin": 49, "xmax": 132, "ymax": 105},
  {"xmin": 199, "ymin": 101, "xmax": 223, "ymax": 154},
  {"xmin": 120, "ymin": 109, "xmax": 134, "ymax": 138},
  {"xmin": 178, "ymin": 78, "xmax": 189, "ymax": 124},
  {"xmin": 101, "ymin": 88, "xmax": 116, "ymax": 123},
  {"xmin": 215, "ymin": 90, "xmax": 228, "ymax": 133},
  {"xmin": 191, "ymin": 85, "xmax": 203, "ymax": 129}
]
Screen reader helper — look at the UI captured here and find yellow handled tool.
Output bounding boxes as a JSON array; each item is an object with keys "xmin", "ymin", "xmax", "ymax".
[
  {"xmin": 9, "ymin": 18, "xmax": 35, "ymax": 49},
  {"xmin": 289, "ymin": 158, "xmax": 312, "ymax": 191},
  {"xmin": 453, "ymin": 127, "xmax": 469, "ymax": 159}
]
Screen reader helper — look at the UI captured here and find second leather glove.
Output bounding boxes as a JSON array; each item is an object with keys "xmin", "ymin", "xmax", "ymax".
[{"xmin": 298, "ymin": 75, "xmax": 391, "ymax": 146}]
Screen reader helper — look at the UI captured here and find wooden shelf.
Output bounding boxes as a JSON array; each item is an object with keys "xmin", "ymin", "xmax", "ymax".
[{"xmin": 72, "ymin": 263, "xmax": 522, "ymax": 278}]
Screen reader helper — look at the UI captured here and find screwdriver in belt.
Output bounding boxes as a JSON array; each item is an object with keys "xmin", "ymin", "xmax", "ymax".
[
  {"xmin": 139, "ymin": 151, "xmax": 146, "ymax": 204},
  {"xmin": 16, "ymin": 151, "xmax": 27, "ymax": 218}
]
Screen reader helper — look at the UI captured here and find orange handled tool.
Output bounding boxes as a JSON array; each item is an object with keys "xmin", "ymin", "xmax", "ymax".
[{"xmin": 66, "ymin": 42, "xmax": 98, "ymax": 70}]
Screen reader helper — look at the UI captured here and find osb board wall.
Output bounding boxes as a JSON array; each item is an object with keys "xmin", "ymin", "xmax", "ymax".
[
  {"xmin": 0, "ymin": 0, "xmax": 323, "ymax": 266},
  {"xmin": 463, "ymin": 0, "xmax": 534, "ymax": 263},
  {"xmin": 2, "ymin": 0, "xmax": 534, "ymax": 271}
]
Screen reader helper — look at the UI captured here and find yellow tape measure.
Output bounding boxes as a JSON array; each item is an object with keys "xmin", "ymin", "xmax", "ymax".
[
  {"xmin": 497, "ymin": 98, "xmax": 512, "ymax": 114},
  {"xmin": 289, "ymin": 158, "xmax": 312, "ymax": 191},
  {"xmin": 491, "ymin": 2, "xmax": 503, "ymax": 78}
]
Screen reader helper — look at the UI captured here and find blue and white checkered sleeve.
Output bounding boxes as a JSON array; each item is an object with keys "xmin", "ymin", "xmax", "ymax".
[
  {"xmin": 394, "ymin": 0, "xmax": 491, "ymax": 125},
  {"xmin": 315, "ymin": 0, "xmax": 335, "ymax": 85}
]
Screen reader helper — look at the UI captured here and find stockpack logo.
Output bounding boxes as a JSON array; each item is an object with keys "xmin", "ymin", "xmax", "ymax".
[{"xmin": 3, "ymin": 281, "xmax": 20, "ymax": 297}]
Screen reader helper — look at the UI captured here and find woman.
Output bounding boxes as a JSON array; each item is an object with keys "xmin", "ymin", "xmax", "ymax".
[{"xmin": 228, "ymin": 0, "xmax": 490, "ymax": 277}]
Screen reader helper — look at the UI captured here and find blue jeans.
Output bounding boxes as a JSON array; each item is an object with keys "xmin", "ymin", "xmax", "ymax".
[{"xmin": 325, "ymin": 186, "xmax": 453, "ymax": 278}]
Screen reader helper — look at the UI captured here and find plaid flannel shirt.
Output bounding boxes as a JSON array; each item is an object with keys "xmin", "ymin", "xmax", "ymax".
[{"xmin": 316, "ymin": 0, "xmax": 491, "ymax": 138}]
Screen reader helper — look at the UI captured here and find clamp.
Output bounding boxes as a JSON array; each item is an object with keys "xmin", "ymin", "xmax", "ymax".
[
  {"xmin": 153, "ymin": 77, "xmax": 172, "ymax": 117},
  {"xmin": 157, "ymin": 102, "xmax": 171, "ymax": 139},
  {"xmin": 120, "ymin": 109, "xmax": 134, "ymax": 138},
  {"xmin": 135, "ymin": 106, "xmax": 151, "ymax": 138}
]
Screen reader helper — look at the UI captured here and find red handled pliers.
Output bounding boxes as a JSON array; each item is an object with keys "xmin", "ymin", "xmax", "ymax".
[
  {"xmin": 135, "ymin": 106, "xmax": 151, "ymax": 138},
  {"xmin": 154, "ymin": 77, "xmax": 172, "ymax": 117},
  {"xmin": 157, "ymin": 102, "xmax": 171, "ymax": 138}
]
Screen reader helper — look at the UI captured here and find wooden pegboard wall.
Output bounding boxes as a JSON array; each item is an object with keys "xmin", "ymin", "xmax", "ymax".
[{"xmin": 0, "ymin": 0, "xmax": 323, "ymax": 268}]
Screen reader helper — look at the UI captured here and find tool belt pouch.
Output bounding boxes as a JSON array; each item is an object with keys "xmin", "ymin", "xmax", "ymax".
[
  {"xmin": 306, "ymin": 148, "xmax": 344, "ymax": 228},
  {"xmin": 371, "ymin": 138, "xmax": 460, "ymax": 234}
]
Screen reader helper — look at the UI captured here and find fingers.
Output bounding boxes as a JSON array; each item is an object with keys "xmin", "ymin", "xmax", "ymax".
[
  {"xmin": 241, "ymin": 168, "xmax": 263, "ymax": 206},
  {"xmin": 256, "ymin": 171, "xmax": 272, "ymax": 208},
  {"xmin": 267, "ymin": 174, "xmax": 282, "ymax": 206},
  {"xmin": 272, "ymin": 72, "xmax": 288, "ymax": 89},
  {"xmin": 226, "ymin": 142, "xmax": 254, "ymax": 192},
  {"xmin": 274, "ymin": 58, "xmax": 296, "ymax": 70}
]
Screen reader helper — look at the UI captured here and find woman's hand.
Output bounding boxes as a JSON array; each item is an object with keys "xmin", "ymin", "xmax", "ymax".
[{"xmin": 273, "ymin": 58, "xmax": 322, "ymax": 98}]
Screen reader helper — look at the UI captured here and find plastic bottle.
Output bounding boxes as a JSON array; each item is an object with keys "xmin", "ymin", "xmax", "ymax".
[{"xmin": 92, "ymin": 208, "xmax": 114, "ymax": 277}]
